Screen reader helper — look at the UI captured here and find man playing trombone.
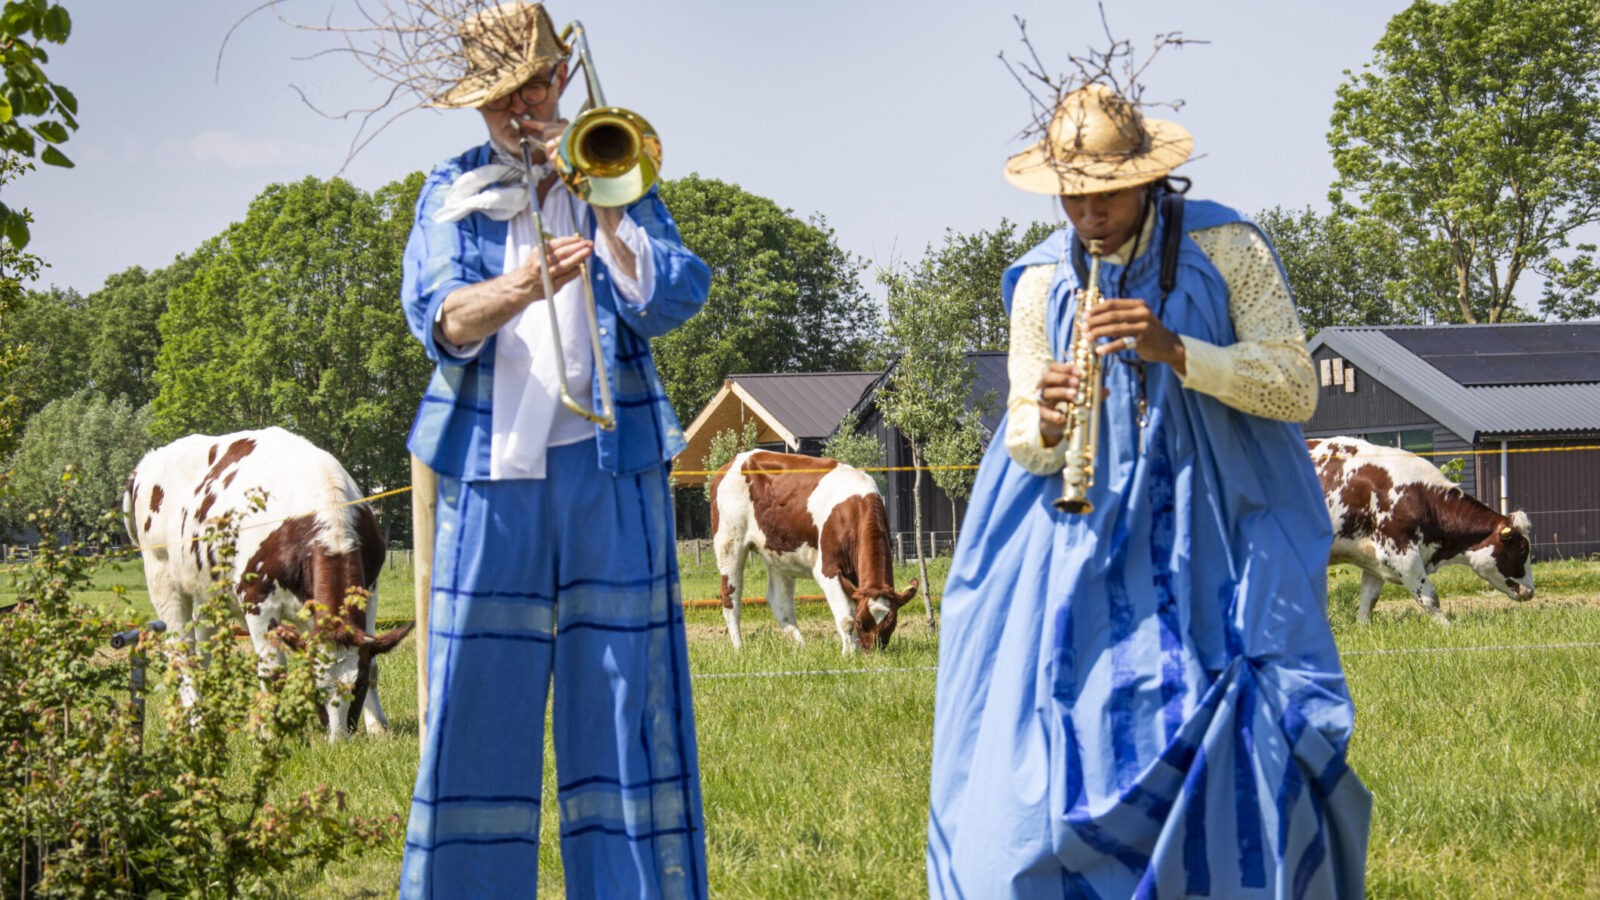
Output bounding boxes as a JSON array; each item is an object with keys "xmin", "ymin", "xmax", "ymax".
[{"xmin": 397, "ymin": 3, "xmax": 708, "ymax": 897}]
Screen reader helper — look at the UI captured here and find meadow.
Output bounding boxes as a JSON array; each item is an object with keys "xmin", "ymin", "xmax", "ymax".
[{"xmin": 11, "ymin": 551, "xmax": 1600, "ymax": 898}]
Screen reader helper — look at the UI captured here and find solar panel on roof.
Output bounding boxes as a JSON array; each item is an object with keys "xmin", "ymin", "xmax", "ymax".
[{"xmin": 1386, "ymin": 326, "xmax": 1600, "ymax": 386}]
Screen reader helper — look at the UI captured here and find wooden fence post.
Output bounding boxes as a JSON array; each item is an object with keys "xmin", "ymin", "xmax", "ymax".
[{"xmin": 410, "ymin": 454, "xmax": 438, "ymax": 748}]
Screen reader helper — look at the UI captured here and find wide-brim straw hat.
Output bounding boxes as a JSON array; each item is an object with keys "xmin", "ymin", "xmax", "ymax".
[
  {"xmin": 1004, "ymin": 83, "xmax": 1193, "ymax": 195},
  {"xmin": 432, "ymin": 2, "xmax": 566, "ymax": 110}
]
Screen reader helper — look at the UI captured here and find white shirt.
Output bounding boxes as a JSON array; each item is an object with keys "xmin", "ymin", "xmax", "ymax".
[{"xmin": 436, "ymin": 182, "xmax": 655, "ymax": 479}]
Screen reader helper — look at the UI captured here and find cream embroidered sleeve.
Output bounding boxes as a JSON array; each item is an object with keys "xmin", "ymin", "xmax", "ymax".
[
  {"xmin": 1180, "ymin": 222, "xmax": 1317, "ymax": 422},
  {"xmin": 1004, "ymin": 265, "xmax": 1069, "ymax": 475}
]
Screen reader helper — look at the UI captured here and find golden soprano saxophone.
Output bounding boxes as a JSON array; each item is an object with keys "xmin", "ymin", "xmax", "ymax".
[{"xmin": 1054, "ymin": 238, "xmax": 1106, "ymax": 514}]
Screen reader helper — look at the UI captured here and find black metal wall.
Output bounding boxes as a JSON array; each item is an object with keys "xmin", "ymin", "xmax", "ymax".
[{"xmin": 1476, "ymin": 439, "xmax": 1600, "ymax": 561}]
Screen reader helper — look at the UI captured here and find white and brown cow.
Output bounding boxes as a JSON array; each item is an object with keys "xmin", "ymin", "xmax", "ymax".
[
  {"xmin": 1309, "ymin": 436, "xmax": 1534, "ymax": 625},
  {"xmin": 710, "ymin": 450, "xmax": 918, "ymax": 654},
  {"xmin": 123, "ymin": 427, "xmax": 413, "ymax": 741}
]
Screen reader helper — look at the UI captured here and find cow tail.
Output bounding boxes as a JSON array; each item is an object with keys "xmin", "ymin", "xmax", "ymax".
[{"xmin": 121, "ymin": 471, "xmax": 141, "ymax": 550}]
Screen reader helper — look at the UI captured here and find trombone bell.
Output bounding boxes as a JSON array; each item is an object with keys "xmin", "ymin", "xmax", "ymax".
[{"xmin": 555, "ymin": 107, "xmax": 660, "ymax": 207}]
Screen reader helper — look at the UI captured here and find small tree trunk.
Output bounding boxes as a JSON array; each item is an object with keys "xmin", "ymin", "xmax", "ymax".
[
  {"xmin": 910, "ymin": 444, "xmax": 934, "ymax": 631},
  {"xmin": 1451, "ymin": 236, "xmax": 1476, "ymax": 324}
]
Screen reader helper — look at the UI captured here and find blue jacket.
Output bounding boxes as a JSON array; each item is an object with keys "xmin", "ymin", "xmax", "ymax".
[{"xmin": 401, "ymin": 142, "xmax": 709, "ymax": 479}]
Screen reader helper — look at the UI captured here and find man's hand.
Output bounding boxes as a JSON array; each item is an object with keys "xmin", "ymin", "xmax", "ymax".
[
  {"xmin": 592, "ymin": 206, "xmax": 639, "ymax": 281},
  {"xmin": 438, "ymin": 234, "xmax": 593, "ymax": 347},
  {"xmin": 509, "ymin": 233, "xmax": 592, "ymax": 299},
  {"xmin": 514, "ymin": 115, "xmax": 641, "ymax": 281},
  {"xmin": 512, "ymin": 116, "xmax": 568, "ymax": 162}
]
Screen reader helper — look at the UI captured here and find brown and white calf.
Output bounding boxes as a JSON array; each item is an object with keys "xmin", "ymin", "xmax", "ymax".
[
  {"xmin": 123, "ymin": 427, "xmax": 413, "ymax": 741},
  {"xmin": 1308, "ymin": 436, "xmax": 1534, "ymax": 625},
  {"xmin": 710, "ymin": 450, "xmax": 918, "ymax": 653}
]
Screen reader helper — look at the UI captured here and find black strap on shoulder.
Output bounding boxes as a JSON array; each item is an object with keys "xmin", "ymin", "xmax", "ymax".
[{"xmin": 1158, "ymin": 175, "xmax": 1190, "ymax": 300}]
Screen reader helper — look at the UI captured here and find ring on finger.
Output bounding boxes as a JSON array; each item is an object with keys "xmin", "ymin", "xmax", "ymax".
[{"xmin": 1122, "ymin": 335, "xmax": 1138, "ymax": 352}]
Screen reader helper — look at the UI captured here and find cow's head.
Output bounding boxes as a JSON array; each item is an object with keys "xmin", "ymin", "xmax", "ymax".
[
  {"xmin": 1464, "ymin": 510, "xmax": 1534, "ymax": 602},
  {"xmin": 843, "ymin": 576, "xmax": 919, "ymax": 651},
  {"xmin": 1460, "ymin": 510, "xmax": 1535, "ymax": 602},
  {"xmin": 271, "ymin": 593, "xmax": 414, "ymax": 739}
]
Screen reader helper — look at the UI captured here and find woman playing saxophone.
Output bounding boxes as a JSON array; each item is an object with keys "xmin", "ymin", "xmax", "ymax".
[{"xmin": 928, "ymin": 82, "xmax": 1368, "ymax": 897}]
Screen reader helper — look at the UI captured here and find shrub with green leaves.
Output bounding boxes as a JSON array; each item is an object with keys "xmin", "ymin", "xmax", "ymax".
[
  {"xmin": 821, "ymin": 411, "xmax": 885, "ymax": 490},
  {"xmin": 1439, "ymin": 456, "xmax": 1467, "ymax": 484},
  {"xmin": 703, "ymin": 420, "xmax": 761, "ymax": 503},
  {"xmin": 0, "ymin": 471, "xmax": 397, "ymax": 897}
]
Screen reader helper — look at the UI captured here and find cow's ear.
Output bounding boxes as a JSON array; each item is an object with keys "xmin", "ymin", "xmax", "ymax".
[
  {"xmin": 365, "ymin": 621, "xmax": 415, "ymax": 654},
  {"xmin": 896, "ymin": 578, "xmax": 919, "ymax": 606},
  {"xmin": 839, "ymin": 575, "xmax": 859, "ymax": 597}
]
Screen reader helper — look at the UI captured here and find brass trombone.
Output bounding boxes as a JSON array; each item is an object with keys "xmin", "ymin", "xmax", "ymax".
[{"xmin": 518, "ymin": 19, "xmax": 662, "ymax": 431}]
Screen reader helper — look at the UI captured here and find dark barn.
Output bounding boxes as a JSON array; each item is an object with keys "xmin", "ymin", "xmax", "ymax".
[{"xmin": 1307, "ymin": 324, "xmax": 1600, "ymax": 561}]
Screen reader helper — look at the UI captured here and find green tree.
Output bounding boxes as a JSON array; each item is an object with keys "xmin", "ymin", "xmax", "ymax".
[
  {"xmin": 654, "ymin": 175, "xmax": 882, "ymax": 418},
  {"xmin": 151, "ymin": 175, "xmax": 431, "ymax": 507},
  {"xmin": 878, "ymin": 259, "xmax": 984, "ymax": 630},
  {"xmin": 701, "ymin": 420, "xmax": 760, "ymax": 503},
  {"xmin": 924, "ymin": 398, "xmax": 990, "ymax": 535},
  {"xmin": 2, "ymin": 389, "xmax": 150, "ymax": 539},
  {"xmin": 0, "ymin": 0, "xmax": 76, "ymax": 248},
  {"xmin": 1328, "ymin": 0, "xmax": 1600, "ymax": 323},
  {"xmin": 907, "ymin": 219, "xmax": 1057, "ymax": 353},
  {"xmin": 0, "ymin": 155, "xmax": 44, "ymax": 457},
  {"xmin": 822, "ymin": 410, "xmax": 886, "ymax": 490},
  {"xmin": 1255, "ymin": 205, "xmax": 1442, "ymax": 333},
  {"xmin": 4, "ymin": 281, "xmax": 85, "ymax": 425},
  {"xmin": 84, "ymin": 258, "xmax": 197, "ymax": 407},
  {"xmin": 4, "ymin": 257, "xmax": 195, "ymax": 441}
]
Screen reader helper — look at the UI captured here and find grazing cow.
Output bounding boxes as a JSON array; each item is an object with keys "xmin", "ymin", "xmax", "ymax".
[
  {"xmin": 1308, "ymin": 436, "xmax": 1534, "ymax": 625},
  {"xmin": 123, "ymin": 427, "xmax": 413, "ymax": 741},
  {"xmin": 710, "ymin": 450, "xmax": 918, "ymax": 654}
]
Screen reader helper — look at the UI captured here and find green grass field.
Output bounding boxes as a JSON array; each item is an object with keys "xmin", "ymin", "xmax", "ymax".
[{"xmin": 8, "ymin": 552, "xmax": 1599, "ymax": 898}]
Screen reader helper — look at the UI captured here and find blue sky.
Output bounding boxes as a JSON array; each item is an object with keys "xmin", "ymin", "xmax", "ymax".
[{"xmin": 10, "ymin": 0, "xmax": 1411, "ymax": 296}]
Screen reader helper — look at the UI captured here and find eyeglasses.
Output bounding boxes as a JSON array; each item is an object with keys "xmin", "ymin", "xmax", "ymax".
[{"xmin": 481, "ymin": 72, "xmax": 560, "ymax": 111}]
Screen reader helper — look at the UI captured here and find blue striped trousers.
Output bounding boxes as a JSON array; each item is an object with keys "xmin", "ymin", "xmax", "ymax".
[{"xmin": 400, "ymin": 439, "xmax": 707, "ymax": 899}]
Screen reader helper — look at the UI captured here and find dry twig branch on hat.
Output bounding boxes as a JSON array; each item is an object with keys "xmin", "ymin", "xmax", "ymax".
[
  {"xmin": 220, "ymin": 0, "xmax": 534, "ymax": 173},
  {"xmin": 1000, "ymin": 3, "xmax": 1206, "ymax": 185}
]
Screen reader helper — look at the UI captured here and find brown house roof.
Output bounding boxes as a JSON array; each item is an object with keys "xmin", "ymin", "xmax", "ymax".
[{"xmin": 675, "ymin": 371, "xmax": 880, "ymax": 485}]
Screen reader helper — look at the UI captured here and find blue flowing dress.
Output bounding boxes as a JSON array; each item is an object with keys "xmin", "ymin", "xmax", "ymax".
[{"xmin": 927, "ymin": 200, "xmax": 1371, "ymax": 899}]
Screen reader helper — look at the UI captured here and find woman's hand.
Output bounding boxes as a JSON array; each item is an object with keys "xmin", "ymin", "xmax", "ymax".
[
  {"xmin": 1035, "ymin": 361, "xmax": 1082, "ymax": 448},
  {"xmin": 1084, "ymin": 298, "xmax": 1187, "ymax": 376}
]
